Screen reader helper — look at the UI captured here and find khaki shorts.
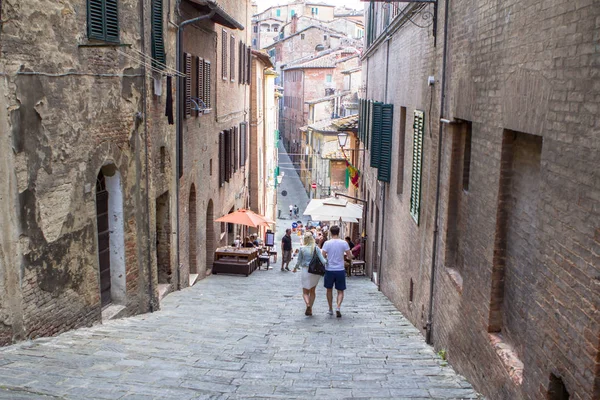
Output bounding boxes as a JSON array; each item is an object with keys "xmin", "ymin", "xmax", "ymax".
[{"xmin": 283, "ymin": 250, "xmax": 292, "ymax": 263}]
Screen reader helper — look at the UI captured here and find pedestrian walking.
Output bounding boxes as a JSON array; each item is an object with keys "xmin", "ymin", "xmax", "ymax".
[
  {"xmin": 294, "ymin": 204, "xmax": 299, "ymax": 218},
  {"xmin": 289, "ymin": 204, "xmax": 293, "ymax": 219},
  {"xmin": 281, "ymin": 228, "xmax": 293, "ymax": 271},
  {"xmin": 321, "ymin": 225, "xmax": 352, "ymax": 318},
  {"xmin": 294, "ymin": 232, "xmax": 327, "ymax": 316}
]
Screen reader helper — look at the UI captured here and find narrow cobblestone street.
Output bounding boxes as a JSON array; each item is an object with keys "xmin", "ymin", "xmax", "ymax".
[{"xmin": 0, "ymin": 147, "xmax": 480, "ymax": 400}]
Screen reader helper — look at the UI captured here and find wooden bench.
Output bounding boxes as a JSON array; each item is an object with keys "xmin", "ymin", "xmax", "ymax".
[{"xmin": 213, "ymin": 260, "xmax": 253, "ymax": 276}]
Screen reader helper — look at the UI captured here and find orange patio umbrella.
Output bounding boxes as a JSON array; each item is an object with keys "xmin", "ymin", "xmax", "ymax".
[{"xmin": 215, "ymin": 209, "xmax": 271, "ymax": 228}]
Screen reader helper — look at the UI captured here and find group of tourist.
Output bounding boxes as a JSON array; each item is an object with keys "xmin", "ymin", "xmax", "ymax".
[{"xmin": 281, "ymin": 225, "xmax": 354, "ymax": 318}]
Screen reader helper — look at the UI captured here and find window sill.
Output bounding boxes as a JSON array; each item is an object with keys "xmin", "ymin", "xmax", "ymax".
[
  {"xmin": 79, "ymin": 42, "xmax": 132, "ymax": 48},
  {"xmin": 488, "ymin": 333, "xmax": 524, "ymax": 385}
]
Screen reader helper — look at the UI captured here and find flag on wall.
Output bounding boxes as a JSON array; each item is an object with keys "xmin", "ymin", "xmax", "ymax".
[{"xmin": 346, "ymin": 161, "xmax": 360, "ymax": 188}]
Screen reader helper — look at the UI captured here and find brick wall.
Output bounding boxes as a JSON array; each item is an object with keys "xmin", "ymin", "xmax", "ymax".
[
  {"xmin": 0, "ymin": 0, "xmax": 162, "ymax": 344},
  {"xmin": 362, "ymin": 0, "xmax": 600, "ymax": 399}
]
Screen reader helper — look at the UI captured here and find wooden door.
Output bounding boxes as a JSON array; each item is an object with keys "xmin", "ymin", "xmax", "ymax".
[{"xmin": 96, "ymin": 173, "xmax": 111, "ymax": 306}]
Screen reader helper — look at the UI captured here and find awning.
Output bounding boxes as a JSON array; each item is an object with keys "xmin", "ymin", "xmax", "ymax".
[{"xmin": 185, "ymin": 0, "xmax": 245, "ymax": 30}]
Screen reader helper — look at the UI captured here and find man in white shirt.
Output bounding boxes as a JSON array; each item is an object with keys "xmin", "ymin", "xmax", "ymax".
[{"xmin": 321, "ymin": 225, "xmax": 352, "ymax": 318}]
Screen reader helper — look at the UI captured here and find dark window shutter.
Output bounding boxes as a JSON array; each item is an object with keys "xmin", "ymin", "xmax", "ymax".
[
  {"xmin": 234, "ymin": 126, "xmax": 239, "ymax": 171},
  {"xmin": 410, "ymin": 110, "xmax": 425, "ymax": 224},
  {"xmin": 377, "ymin": 104, "xmax": 394, "ymax": 182},
  {"xmin": 358, "ymin": 99, "xmax": 364, "ymax": 143},
  {"xmin": 222, "ymin": 30, "xmax": 228, "ymax": 80},
  {"xmin": 225, "ymin": 129, "xmax": 231, "ymax": 182},
  {"xmin": 246, "ymin": 47, "xmax": 252, "ymax": 85},
  {"xmin": 229, "ymin": 128, "xmax": 235, "ymax": 178},
  {"xmin": 184, "ymin": 53, "xmax": 192, "ymax": 117},
  {"xmin": 197, "ymin": 56, "xmax": 204, "ymax": 109},
  {"xmin": 230, "ymin": 35, "xmax": 236, "ymax": 82},
  {"xmin": 219, "ymin": 131, "xmax": 225, "ymax": 186},
  {"xmin": 88, "ymin": 0, "xmax": 119, "ymax": 43},
  {"xmin": 151, "ymin": 0, "xmax": 165, "ymax": 69},
  {"xmin": 370, "ymin": 102, "xmax": 383, "ymax": 168},
  {"xmin": 239, "ymin": 41, "xmax": 244, "ymax": 85},
  {"xmin": 203, "ymin": 60, "xmax": 211, "ymax": 108}
]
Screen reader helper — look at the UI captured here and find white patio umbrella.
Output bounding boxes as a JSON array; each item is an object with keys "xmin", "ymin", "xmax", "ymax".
[
  {"xmin": 303, "ymin": 197, "xmax": 363, "ymax": 220},
  {"xmin": 309, "ymin": 214, "xmax": 359, "ymax": 223}
]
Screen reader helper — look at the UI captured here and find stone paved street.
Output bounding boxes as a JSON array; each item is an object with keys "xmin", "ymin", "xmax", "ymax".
[
  {"xmin": 0, "ymin": 146, "xmax": 480, "ymax": 400},
  {"xmin": 0, "ymin": 269, "xmax": 480, "ymax": 400}
]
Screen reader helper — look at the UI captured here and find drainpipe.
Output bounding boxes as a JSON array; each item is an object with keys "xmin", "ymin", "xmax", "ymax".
[
  {"xmin": 139, "ymin": 0, "xmax": 154, "ymax": 312},
  {"xmin": 175, "ymin": 6, "xmax": 218, "ymax": 290},
  {"xmin": 426, "ymin": 0, "xmax": 451, "ymax": 346}
]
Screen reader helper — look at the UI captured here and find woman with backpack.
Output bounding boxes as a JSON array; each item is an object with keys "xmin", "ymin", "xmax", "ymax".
[{"xmin": 294, "ymin": 232, "xmax": 327, "ymax": 316}]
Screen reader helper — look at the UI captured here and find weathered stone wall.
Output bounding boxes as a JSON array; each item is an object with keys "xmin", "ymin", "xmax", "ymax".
[
  {"xmin": 178, "ymin": 0, "xmax": 252, "ymax": 284},
  {"xmin": 362, "ymin": 0, "xmax": 600, "ymax": 399},
  {"xmin": 0, "ymin": 0, "xmax": 162, "ymax": 344}
]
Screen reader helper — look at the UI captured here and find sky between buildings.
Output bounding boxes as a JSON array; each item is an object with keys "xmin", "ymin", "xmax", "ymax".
[{"xmin": 255, "ymin": 0, "xmax": 364, "ymax": 12}]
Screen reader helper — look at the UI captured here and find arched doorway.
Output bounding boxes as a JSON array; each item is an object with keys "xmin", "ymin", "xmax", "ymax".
[
  {"xmin": 189, "ymin": 185, "xmax": 197, "ymax": 275},
  {"xmin": 156, "ymin": 191, "xmax": 171, "ymax": 284},
  {"xmin": 95, "ymin": 166, "xmax": 126, "ymax": 309},
  {"xmin": 96, "ymin": 171, "xmax": 111, "ymax": 306},
  {"xmin": 206, "ymin": 200, "xmax": 215, "ymax": 275}
]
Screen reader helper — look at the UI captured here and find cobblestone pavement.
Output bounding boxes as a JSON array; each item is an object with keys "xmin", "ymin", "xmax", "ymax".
[
  {"xmin": 0, "ymin": 269, "xmax": 480, "ymax": 400},
  {"xmin": 0, "ymin": 146, "xmax": 481, "ymax": 400}
]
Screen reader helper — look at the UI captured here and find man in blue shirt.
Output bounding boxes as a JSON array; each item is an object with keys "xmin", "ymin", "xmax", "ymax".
[{"xmin": 321, "ymin": 225, "xmax": 353, "ymax": 317}]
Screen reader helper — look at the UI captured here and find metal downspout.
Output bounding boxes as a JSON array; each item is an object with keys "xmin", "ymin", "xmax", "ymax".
[
  {"xmin": 426, "ymin": 0, "xmax": 451, "ymax": 346},
  {"xmin": 175, "ymin": 7, "xmax": 217, "ymax": 290},
  {"xmin": 140, "ymin": 0, "xmax": 154, "ymax": 312}
]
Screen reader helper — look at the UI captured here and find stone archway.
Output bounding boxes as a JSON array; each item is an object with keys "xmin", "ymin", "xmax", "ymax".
[
  {"xmin": 206, "ymin": 200, "xmax": 215, "ymax": 275},
  {"xmin": 95, "ymin": 165, "xmax": 126, "ymax": 309},
  {"xmin": 189, "ymin": 185, "xmax": 197, "ymax": 276}
]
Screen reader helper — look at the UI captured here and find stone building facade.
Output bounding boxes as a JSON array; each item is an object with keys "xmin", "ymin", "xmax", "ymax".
[
  {"xmin": 0, "ymin": 0, "xmax": 251, "ymax": 345},
  {"xmin": 0, "ymin": 0, "xmax": 167, "ymax": 344},
  {"xmin": 360, "ymin": 1, "xmax": 599, "ymax": 399},
  {"xmin": 177, "ymin": 0, "xmax": 251, "ymax": 285},
  {"xmin": 249, "ymin": 50, "xmax": 278, "ymax": 238}
]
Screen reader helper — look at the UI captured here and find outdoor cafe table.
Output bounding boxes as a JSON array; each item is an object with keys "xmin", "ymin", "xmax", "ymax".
[{"xmin": 213, "ymin": 246, "xmax": 259, "ymax": 276}]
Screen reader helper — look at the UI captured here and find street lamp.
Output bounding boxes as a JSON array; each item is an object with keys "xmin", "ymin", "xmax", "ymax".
[{"xmin": 337, "ymin": 132, "xmax": 349, "ymax": 148}]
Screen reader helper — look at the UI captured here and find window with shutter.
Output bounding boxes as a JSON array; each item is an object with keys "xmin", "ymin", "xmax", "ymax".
[
  {"xmin": 222, "ymin": 30, "xmax": 228, "ymax": 80},
  {"xmin": 229, "ymin": 128, "xmax": 235, "ymax": 179},
  {"xmin": 410, "ymin": 110, "xmax": 425, "ymax": 224},
  {"xmin": 151, "ymin": 0, "xmax": 165, "ymax": 69},
  {"xmin": 234, "ymin": 126, "xmax": 239, "ymax": 172},
  {"xmin": 377, "ymin": 104, "xmax": 394, "ymax": 182},
  {"xmin": 366, "ymin": 100, "xmax": 373, "ymax": 150},
  {"xmin": 225, "ymin": 129, "xmax": 231, "ymax": 182},
  {"xmin": 88, "ymin": 0, "xmax": 119, "ymax": 43},
  {"xmin": 246, "ymin": 47, "xmax": 252, "ymax": 85},
  {"xmin": 203, "ymin": 60, "xmax": 211, "ymax": 108},
  {"xmin": 219, "ymin": 131, "xmax": 225, "ymax": 186},
  {"xmin": 184, "ymin": 53, "xmax": 192, "ymax": 117},
  {"xmin": 238, "ymin": 40, "xmax": 241, "ymax": 85},
  {"xmin": 370, "ymin": 102, "xmax": 383, "ymax": 168},
  {"xmin": 230, "ymin": 36, "xmax": 236, "ymax": 82},
  {"xmin": 197, "ymin": 56, "xmax": 204, "ymax": 110}
]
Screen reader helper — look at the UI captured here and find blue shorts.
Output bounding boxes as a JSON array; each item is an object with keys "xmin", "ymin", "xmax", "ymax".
[{"xmin": 324, "ymin": 270, "xmax": 346, "ymax": 291}]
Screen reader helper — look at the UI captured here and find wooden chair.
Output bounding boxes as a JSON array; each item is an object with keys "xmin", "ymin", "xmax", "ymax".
[{"xmin": 350, "ymin": 260, "xmax": 366, "ymax": 276}]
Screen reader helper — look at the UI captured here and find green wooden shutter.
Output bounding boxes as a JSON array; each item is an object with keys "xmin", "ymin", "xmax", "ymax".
[
  {"xmin": 88, "ymin": 0, "xmax": 119, "ymax": 43},
  {"xmin": 358, "ymin": 99, "xmax": 363, "ymax": 143},
  {"xmin": 151, "ymin": 0, "xmax": 165, "ymax": 69},
  {"xmin": 410, "ymin": 110, "xmax": 425, "ymax": 224},
  {"xmin": 378, "ymin": 104, "xmax": 394, "ymax": 182},
  {"xmin": 370, "ymin": 102, "xmax": 383, "ymax": 168}
]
